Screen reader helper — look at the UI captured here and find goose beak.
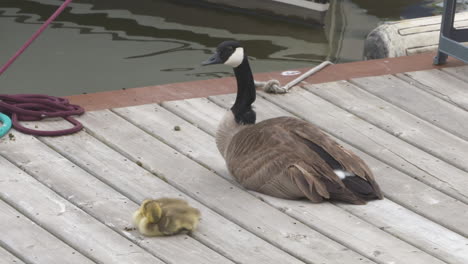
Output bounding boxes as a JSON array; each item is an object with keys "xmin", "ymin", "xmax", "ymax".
[{"xmin": 202, "ymin": 52, "xmax": 223, "ymax": 66}]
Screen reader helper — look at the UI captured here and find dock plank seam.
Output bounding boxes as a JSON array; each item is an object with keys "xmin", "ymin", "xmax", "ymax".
[
  {"xmin": 0, "ymin": 245, "xmax": 27, "ymax": 264},
  {"xmin": 348, "ymin": 75, "xmax": 468, "ymax": 144},
  {"xmin": 397, "ymin": 73, "xmax": 468, "ymax": 111},
  {"xmin": 441, "ymin": 66, "xmax": 468, "ymax": 83},
  {"xmin": 0, "ymin": 199, "xmax": 97, "ymax": 264},
  {"xmin": 0, "ymin": 156, "xmax": 109, "ymax": 264}
]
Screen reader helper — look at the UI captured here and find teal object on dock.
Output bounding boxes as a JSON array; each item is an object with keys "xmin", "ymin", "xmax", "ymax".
[{"xmin": 0, "ymin": 112, "xmax": 12, "ymax": 138}]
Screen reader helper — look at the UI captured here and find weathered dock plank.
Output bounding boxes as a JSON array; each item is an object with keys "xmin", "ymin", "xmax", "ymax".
[
  {"xmin": 112, "ymin": 103, "xmax": 230, "ymax": 179},
  {"xmin": 0, "ymin": 197, "xmax": 94, "ymax": 264},
  {"xmin": 113, "ymin": 105, "xmax": 227, "ymax": 180},
  {"xmin": 31, "ymin": 120, "xmax": 305, "ymax": 264},
  {"xmin": 0, "ymin": 246, "xmax": 26, "ymax": 264},
  {"xmin": 162, "ymin": 97, "xmax": 228, "ymax": 135},
  {"xmin": 77, "ymin": 110, "xmax": 375, "ymax": 264},
  {"xmin": 0, "ymin": 154, "xmax": 163, "ymax": 264},
  {"xmin": 161, "ymin": 94, "xmax": 468, "ymax": 263},
  {"xmin": 305, "ymin": 80, "xmax": 468, "ymax": 173},
  {"xmin": 339, "ymin": 199, "xmax": 468, "ymax": 263},
  {"xmin": 350, "ymin": 74, "xmax": 468, "ymax": 142},
  {"xmin": 400, "ymin": 69, "xmax": 468, "ymax": 111},
  {"xmin": 442, "ymin": 65, "xmax": 468, "ymax": 82},
  {"xmin": 118, "ymin": 102, "xmax": 447, "ymax": 264}
]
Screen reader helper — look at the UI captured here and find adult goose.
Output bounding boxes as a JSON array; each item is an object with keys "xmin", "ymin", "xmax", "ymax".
[{"xmin": 202, "ymin": 40, "xmax": 383, "ymax": 204}]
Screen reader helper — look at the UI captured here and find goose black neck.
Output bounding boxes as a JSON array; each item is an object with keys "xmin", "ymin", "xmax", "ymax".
[{"xmin": 231, "ymin": 57, "xmax": 256, "ymax": 125}]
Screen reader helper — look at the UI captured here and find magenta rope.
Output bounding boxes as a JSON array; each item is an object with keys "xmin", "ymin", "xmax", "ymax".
[
  {"xmin": 0, "ymin": 94, "xmax": 85, "ymax": 136},
  {"xmin": 0, "ymin": 0, "xmax": 73, "ymax": 75}
]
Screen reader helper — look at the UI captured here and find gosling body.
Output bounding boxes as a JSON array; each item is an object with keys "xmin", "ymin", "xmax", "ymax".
[{"xmin": 133, "ymin": 198, "xmax": 200, "ymax": 236}]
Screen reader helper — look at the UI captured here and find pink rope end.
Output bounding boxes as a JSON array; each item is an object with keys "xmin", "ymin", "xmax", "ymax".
[{"xmin": 0, "ymin": 0, "xmax": 73, "ymax": 75}]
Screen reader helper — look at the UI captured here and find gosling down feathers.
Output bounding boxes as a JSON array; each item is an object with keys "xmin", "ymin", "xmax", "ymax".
[
  {"xmin": 202, "ymin": 40, "xmax": 383, "ymax": 205},
  {"xmin": 133, "ymin": 198, "xmax": 201, "ymax": 236}
]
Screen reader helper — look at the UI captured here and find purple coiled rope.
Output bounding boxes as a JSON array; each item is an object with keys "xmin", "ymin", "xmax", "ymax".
[{"xmin": 0, "ymin": 94, "xmax": 85, "ymax": 136}]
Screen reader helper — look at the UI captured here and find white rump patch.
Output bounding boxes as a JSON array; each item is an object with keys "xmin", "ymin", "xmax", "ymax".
[
  {"xmin": 334, "ymin": 170, "xmax": 355, "ymax": 180},
  {"xmin": 224, "ymin": 47, "xmax": 244, "ymax": 67}
]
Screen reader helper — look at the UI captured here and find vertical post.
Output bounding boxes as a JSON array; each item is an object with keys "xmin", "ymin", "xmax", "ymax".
[{"xmin": 434, "ymin": 0, "xmax": 457, "ymax": 65}]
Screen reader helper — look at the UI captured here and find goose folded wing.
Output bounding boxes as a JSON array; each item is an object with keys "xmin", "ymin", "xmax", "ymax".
[{"xmin": 292, "ymin": 122, "xmax": 383, "ymax": 200}]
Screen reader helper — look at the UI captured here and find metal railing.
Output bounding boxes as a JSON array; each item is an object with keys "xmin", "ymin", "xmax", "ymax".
[{"xmin": 434, "ymin": 0, "xmax": 468, "ymax": 64}]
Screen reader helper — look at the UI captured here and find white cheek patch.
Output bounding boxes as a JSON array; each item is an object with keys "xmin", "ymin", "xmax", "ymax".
[{"xmin": 224, "ymin": 47, "xmax": 244, "ymax": 67}]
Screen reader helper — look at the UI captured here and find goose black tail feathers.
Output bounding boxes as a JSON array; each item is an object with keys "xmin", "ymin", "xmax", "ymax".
[{"xmin": 342, "ymin": 176, "xmax": 380, "ymax": 200}]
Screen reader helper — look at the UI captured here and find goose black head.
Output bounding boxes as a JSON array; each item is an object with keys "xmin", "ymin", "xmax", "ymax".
[{"xmin": 202, "ymin": 40, "xmax": 245, "ymax": 68}]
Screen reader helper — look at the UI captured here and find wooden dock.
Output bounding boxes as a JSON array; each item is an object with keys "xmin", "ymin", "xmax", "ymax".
[{"xmin": 1, "ymin": 63, "xmax": 468, "ymax": 264}]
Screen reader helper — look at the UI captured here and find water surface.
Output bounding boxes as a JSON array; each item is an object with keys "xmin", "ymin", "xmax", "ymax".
[{"xmin": 0, "ymin": 0, "xmax": 446, "ymax": 96}]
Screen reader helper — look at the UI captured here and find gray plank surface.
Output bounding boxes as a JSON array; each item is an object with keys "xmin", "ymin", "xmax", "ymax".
[
  {"xmin": 0, "ymin": 196, "xmax": 94, "ymax": 264},
  {"xmin": 401, "ymin": 69, "xmax": 468, "ymax": 110},
  {"xmin": 0, "ymin": 149, "xmax": 165, "ymax": 264},
  {"xmin": 78, "ymin": 110, "xmax": 374, "ymax": 264},
  {"xmin": 162, "ymin": 98, "xmax": 222, "ymax": 135},
  {"xmin": 350, "ymin": 74, "xmax": 468, "ymax": 143},
  {"xmin": 0, "ymin": 246, "xmax": 26, "ymax": 264},
  {"xmin": 442, "ymin": 65, "xmax": 468, "ymax": 82}
]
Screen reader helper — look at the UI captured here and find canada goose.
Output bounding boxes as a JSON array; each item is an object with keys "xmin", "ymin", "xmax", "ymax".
[
  {"xmin": 202, "ymin": 40, "xmax": 383, "ymax": 204},
  {"xmin": 133, "ymin": 198, "xmax": 201, "ymax": 236}
]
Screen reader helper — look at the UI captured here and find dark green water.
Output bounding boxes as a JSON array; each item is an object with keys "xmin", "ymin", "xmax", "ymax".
[{"xmin": 0, "ymin": 0, "xmax": 445, "ymax": 96}]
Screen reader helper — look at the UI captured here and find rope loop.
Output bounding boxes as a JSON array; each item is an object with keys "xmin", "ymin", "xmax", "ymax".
[
  {"xmin": 0, "ymin": 94, "xmax": 85, "ymax": 136},
  {"xmin": 254, "ymin": 79, "xmax": 288, "ymax": 94},
  {"xmin": 256, "ymin": 61, "xmax": 333, "ymax": 94}
]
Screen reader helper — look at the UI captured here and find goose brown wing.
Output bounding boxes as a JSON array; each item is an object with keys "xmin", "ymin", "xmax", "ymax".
[
  {"xmin": 290, "ymin": 120, "xmax": 383, "ymax": 200},
  {"xmin": 288, "ymin": 161, "xmax": 367, "ymax": 204},
  {"xmin": 224, "ymin": 117, "xmax": 382, "ymax": 203}
]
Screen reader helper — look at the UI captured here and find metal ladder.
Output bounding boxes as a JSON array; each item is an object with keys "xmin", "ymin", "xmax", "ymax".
[{"xmin": 434, "ymin": 0, "xmax": 468, "ymax": 64}]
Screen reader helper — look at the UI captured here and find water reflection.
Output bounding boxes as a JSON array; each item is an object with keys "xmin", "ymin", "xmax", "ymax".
[{"xmin": 0, "ymin": 0, "xmax": 440, "ymax": 96}]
